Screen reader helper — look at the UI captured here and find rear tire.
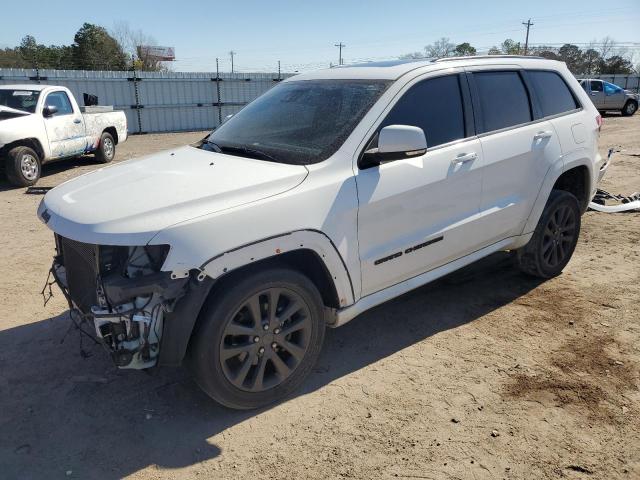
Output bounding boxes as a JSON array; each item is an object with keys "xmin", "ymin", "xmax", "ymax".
[
  {"xmin": 515, "ymin": 190, "xmax": 581, "ymax": 278},
  {"xmin": 95, "ymin": 132, "xmax": 116, "ymax": 163},
  {"xmin": 621, "ymin": 100, "xmax": 637, "ymax": 116},
  {"xmin": 189, "ymin": 267, "xmax": 326, "ymax": 409},
  {"xmin": 5, "ymin": 146, "xmax": 41, "ymax": 187}
]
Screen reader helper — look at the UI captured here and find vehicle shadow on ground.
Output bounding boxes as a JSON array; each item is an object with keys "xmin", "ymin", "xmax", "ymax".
[{"xmin": 0, "ymin": 252, "xmax": 544, "ymax": 479}]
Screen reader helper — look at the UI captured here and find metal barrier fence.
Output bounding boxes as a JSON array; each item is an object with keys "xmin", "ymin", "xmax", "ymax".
[
  {"xmin": 1, "ymin": 68, "xmax": 636, "ymax": 134},
  {"xmin": 0, "ymin": 68, "xmax": 295, "ymax": 134},
  {"xmin": 575, "ymin": 74, "xmax": 640, "ymax": 93}
]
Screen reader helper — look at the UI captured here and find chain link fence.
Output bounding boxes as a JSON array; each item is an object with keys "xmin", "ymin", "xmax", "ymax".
[{"xmin": 0, "ymin": 68, "xmax": 295, "ymax": 133}]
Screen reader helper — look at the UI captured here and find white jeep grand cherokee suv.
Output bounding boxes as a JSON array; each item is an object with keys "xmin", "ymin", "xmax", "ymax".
[{"xmin": 39, "ymin": 56, "xmax": 603, "ymax": 409}]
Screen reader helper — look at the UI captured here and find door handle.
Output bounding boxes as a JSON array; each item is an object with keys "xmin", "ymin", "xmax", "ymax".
[
  {"xmin": 534, "ymin": 130, "xmax": 553, "ymax": 140},
  {"xmin": 73, "ymin": 118, "xmax": 82, "ymax": 124},
  {"xmin": 591, "ymin": 92, "xmax": 597, "ymax": 96},
  {"xmin": 452, "ymin": 152, "xmax": 477, "ymax": 164}
]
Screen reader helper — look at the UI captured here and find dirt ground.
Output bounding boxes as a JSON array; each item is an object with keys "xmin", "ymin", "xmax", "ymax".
[{"xmin": 0, "ymin": 115, "xmax": 638, "ymax": 480}]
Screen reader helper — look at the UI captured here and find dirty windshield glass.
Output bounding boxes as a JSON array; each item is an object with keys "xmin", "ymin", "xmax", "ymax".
[
  {"xmin": 203, "ymin": 80, "xmax": 389, "ymax": 165},
  {"xmin": 0, "ymin": 89, "xmax": 40, "ymax": 113}
]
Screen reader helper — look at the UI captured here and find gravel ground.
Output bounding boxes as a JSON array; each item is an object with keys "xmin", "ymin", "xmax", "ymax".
[{"xmin": 0, "ymin": 116, "xmax": 638, "ymax": 479}]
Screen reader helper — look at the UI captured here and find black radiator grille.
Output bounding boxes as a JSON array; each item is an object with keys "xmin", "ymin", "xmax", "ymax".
[{"xmin": 57, "ymin": 235, "xmax": 99, "ymax": 313}]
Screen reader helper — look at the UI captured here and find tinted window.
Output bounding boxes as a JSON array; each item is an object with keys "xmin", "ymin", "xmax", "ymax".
[
  {"xmin": 379, "ymin": 75, "xmax": 466, "ymax": 148},
  {"xmin": 604, "ymin": 82, "xmax": 623, "ymax": 94},
  {"xmin": 590, "ymin": 81, "xmax": 603, "ymax": 92},
  {"xmin": 528, "ymin": 70, "xmax": 579, "ymax": 116},
  {"xmin": 45, "ymin": 91, "xmax": 73, "ymax": 115},
  {"xmin": 474, "ymin": 71, "xmax": 532, "ymax": 132}
]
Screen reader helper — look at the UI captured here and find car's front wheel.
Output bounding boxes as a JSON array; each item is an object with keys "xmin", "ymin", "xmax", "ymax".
[
  {"xmin": 515, "ymin": 190, "xmax": 581, "ymax": 278},
  {"xmin": 5, "ymin": 145, "xmax": 41, "ymax": 187},
  {"xmin": 622, "ymin": 100, "xmax": 637, "ymax": 116},
  {"xmin": 190, "ymin": 267, "xmax": 326, "ymax": 409}
]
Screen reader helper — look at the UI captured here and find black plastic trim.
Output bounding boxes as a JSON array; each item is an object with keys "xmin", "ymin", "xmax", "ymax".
[
  {"xmin": 199, "ymin": 228, "xmax": 355, "ymax": 300},
  {"xmin": 158, "ymin": 276, "xmax": 215, "ymax": 366}
]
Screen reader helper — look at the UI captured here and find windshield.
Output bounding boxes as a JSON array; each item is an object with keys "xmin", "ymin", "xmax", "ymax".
[
  {"xmin": 0, "ymin": 89, "xmax": 40, "ymax": 113},
  {"xmin": 203, "ymin": 80, "xmax": 390, "ymax": 165}
]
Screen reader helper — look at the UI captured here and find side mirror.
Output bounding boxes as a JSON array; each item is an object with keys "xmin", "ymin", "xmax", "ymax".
[
  {"xmin": 361, "ymin": 125, "xmax": 427, "ymax": 168},
  {"xmin": 43, "ymin": 105, "xmax": 58, "ymax": 117}
]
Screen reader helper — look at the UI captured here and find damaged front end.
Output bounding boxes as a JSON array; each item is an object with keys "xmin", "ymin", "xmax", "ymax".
[{"xmin": 51, "ymin": 235, "xmax": 189, "ymax": 369}]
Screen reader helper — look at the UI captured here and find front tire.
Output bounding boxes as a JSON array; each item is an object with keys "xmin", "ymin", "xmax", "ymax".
[
  {"xmin": 5, "ymin": 146, "xmax": 41, "ymax": 187},
  {"xmin": 622, "ymin": 100, "xmax": 637, "ymax": 116},
  {"xmin": 515, "ymin": 190, "xmax": 581, "ymax": 278},
  {"xmin": 95, "ymin": 132, "xmax": 116, "ymax": 163},
  {"xmin": 190, "ymin": 267, "xmax": 326, "ymax": 409}
]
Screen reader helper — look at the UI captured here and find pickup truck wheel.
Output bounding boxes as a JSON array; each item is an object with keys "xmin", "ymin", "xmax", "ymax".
[
  {"xmin": 190, "ymin": 267, "xmax": 326, "ymax": 409},
  {"xmin": 95, "ymin": 132, "xmax": 116, "ymax": 163},
  {"xmin": 622, "ymin": 100, "xmax": 637, "ymax": 116},
  {"xmin": 515, "ymin": 190, "xmax": 581, "ymax": 278},
  {"xmin": 5, "ymin": 146, "xmax": 41, "ymax": 187}
]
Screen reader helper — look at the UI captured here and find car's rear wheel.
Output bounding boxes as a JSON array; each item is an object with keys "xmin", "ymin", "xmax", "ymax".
[
  {"xmin": 515, "ymin": 190, "xmax": 581, "ymax": 278},
  {"xmin": 190, "ymin": 267, "xmax": 326, "ymax": 409},
  {"xmin": 95, "ymin": 131, "xmax": 116, "ymax": 163},
  {"xmin": 622, "ymin": 100, "xmax": 637, "ymax": 116},
  {"xmin": 5, "ymin": 145, "xmax": 41, "ymax": 187}
]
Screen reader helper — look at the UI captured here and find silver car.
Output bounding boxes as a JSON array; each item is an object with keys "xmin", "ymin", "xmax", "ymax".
[{"xmin": 579, "ymin": 79, "xmax": 638, "ymax": 116}]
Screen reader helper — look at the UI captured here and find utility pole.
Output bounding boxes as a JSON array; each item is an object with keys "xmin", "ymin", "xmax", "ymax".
[
  {"xmin": 334, "ymin": 42, "xmax": 345, "ymax": 65},
  {"xmin": 522, "ymin": 19, "xmax": 534, "ymax": 55},
  {"xmin": 229, "ymin": 50, "xmax": 236, "ymax": 73}
]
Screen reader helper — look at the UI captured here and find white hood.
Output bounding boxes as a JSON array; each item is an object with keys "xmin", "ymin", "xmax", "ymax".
[{"xmin": 40, "ymin": 145, "xmax": 308, "ymax": 245}]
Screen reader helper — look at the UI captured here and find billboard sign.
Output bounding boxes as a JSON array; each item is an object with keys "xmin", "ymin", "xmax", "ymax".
[{"xmin": 137, "ymin": 46, "xmax": 176, "ymax": 61}]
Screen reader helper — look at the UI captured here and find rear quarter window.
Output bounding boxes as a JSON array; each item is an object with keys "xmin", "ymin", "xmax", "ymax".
[{"xmin": 528, "ymin": 71, "xmax": 579, "ymax": 117}]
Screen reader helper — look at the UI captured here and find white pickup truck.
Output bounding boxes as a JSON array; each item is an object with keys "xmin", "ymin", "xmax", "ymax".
[{"xmin": 0, "ymin": 84, "xmax": 127, "ymax": 186}]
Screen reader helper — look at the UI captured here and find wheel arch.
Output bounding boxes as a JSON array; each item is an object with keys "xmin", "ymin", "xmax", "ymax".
[
  {"xmin": 522, "ymin": 159, "xmax": 593, "ymax": 234},
  {"xmin": 0, "ymin": 137, "xmax": 45, "ymax": 161},
  {"xmin": 102, "ymin": 126, "xmax": 119, "ymax": 144},
  {"xmin": 551, "ymin": 164, "xmax": 591, "ymax": 212},
  {"xmin": 199, "ymin": 229, "xmax": 354, "ymax": 307},
  {"xmin": 158, "ymin": 230, "xmax": 353, "ymax": 367}
]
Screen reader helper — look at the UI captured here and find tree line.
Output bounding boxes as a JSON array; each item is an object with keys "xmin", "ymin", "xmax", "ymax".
[
  {"xmin": 0, "ymin": 22, "xmax": 167, "ymax": 72},
  {"xmin": 2, "ymin": 25, "xmax": 637, "ymax": 75},
  {"xmin": 401, "ymin": 37, "xmax": 638, "ymax": 75}
]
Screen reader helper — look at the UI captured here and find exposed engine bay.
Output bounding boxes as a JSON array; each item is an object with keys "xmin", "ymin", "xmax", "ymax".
[{"xmin": 51, "ymin": 235, "xmax": 189, "ymax": 369}]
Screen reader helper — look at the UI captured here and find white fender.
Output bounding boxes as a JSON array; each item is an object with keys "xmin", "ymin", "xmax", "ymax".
[
  {"xmin": 522, "ymin": 155, "xmax": 593, "ymax": 235},
  {"xmin": 199, "ymin": 229, "xmax": 355, "ymax": 308}
]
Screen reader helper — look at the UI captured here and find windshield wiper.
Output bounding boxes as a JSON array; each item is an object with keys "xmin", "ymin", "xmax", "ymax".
[
  {"xmin": 201, "ymin": 139, "xmax": 223, "ymax": 152},
  {"xmin": 201, "ymin": 139, "xmax": 280, "ymax": 163},
  {"xmin": 219, "ymin": 145, "xmax": 280, "ymax": 163}
]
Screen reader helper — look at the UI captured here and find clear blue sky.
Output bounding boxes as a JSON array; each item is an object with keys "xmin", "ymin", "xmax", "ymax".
[{"xmin": 2, "ymin": 0, "xmax": 639, "ymax": 72}]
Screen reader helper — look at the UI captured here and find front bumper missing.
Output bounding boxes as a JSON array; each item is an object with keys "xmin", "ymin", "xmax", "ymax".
[{"xmin": 51, "ymin": 257, "xmax": 189, "ymax": 369}]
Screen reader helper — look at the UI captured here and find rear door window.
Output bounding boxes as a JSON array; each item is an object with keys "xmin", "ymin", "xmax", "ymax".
[
  {"xmin": 528, "ymin": 70, "xmax": 579, "ymax": 117},
  {"xmin": 379, "ymin": 74, "xmax": 466, "ymax": 148},
  {"xmin": 473, "ymin": 71, "xmax": 532, "ymax": 133}
]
